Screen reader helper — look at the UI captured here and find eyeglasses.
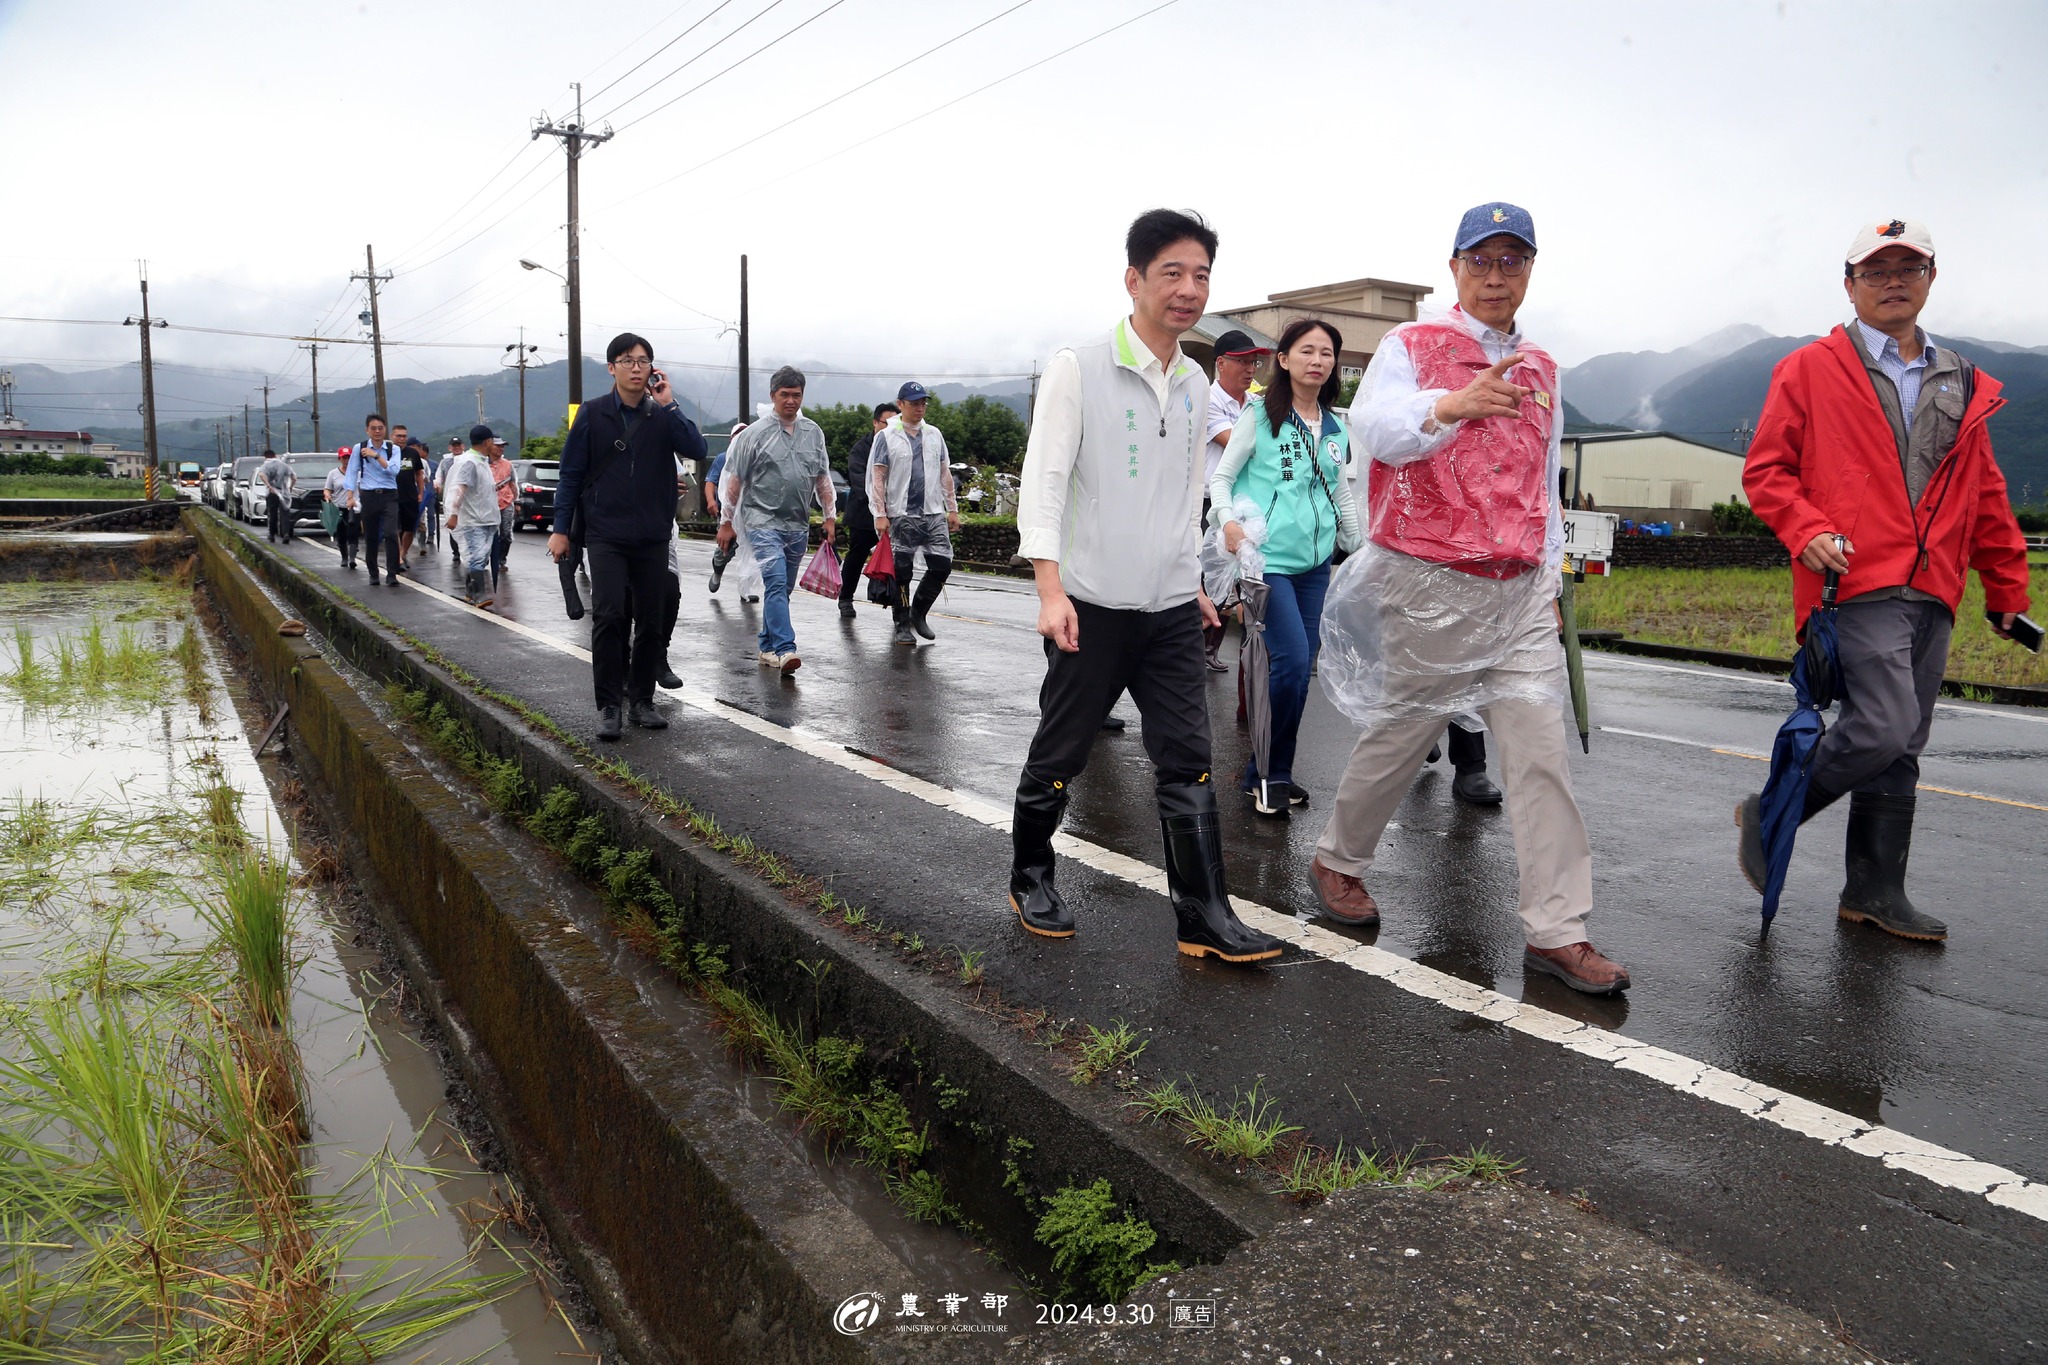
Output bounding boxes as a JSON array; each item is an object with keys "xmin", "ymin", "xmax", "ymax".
[
  {"xmin": 1459, "ymin": 252, "xmax": 1531, "ymax": 278},
  {"xmin": 612, "ymin": 356, "xmax": 655, "ymax": 369},
  {"xmin": 1850, "ymin": 263, "xmax": 1932, "ymax": 285}
]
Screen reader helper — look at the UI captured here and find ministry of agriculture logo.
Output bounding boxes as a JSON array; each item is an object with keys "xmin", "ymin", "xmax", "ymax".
[{"xmin": 834, "ymin": 1291, "xmax": 886, "ymax": 1335}]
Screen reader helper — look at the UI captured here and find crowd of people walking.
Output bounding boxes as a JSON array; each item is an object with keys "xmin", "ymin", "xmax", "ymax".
[{"xmin": 245, "ymin": 200, "xmax": 2031, "ymax": 999}]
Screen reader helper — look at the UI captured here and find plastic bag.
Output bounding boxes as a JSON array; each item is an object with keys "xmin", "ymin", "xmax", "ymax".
[
  {"xmin": 798, "ymin": 539, "xmax": 842, "ymax": 597},
  {"xmin": 726, "ymin": 500, "xmax": 766, "ymax": 600},
  {"xmin": 1317, "ymin": 543, "xmax": 1565, "ymax": 730},
  {"xmin": 864, "ymin": 531, "xmax": 895, "ymax": 582},
  {"xmin": 1202, "ymin": 495, "xmax": 1269, "ymax": 606}
]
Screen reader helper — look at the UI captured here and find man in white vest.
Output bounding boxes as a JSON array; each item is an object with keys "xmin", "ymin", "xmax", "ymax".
[
  {"xmin": 1008, "ymin": 209, "xmax": 1283, "ymax": 966},
  {"xmin": 870, "ymin": 380, "xmax": 960, "ymax": 646}
]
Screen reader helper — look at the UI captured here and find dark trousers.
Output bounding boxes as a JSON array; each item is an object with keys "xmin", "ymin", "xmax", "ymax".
[
  {"xmin": 1242, "ymin": 562, "xmax": 1329, "ymax": 790},
  {"xmin": 335, "ymin": 508, "xmax": 360, "ymax": 564},
  {"xmin": 265, "ymin": 492, "xmax": 294, "ymax": 542},
  {"xmin": 838, "ymin": 493, "xmax": 877, "ymax": 604},
  {"xmin": 1810, "ymin": 596, "xmax": 1951, "ymax": 799},
  {"xmin": 1021, "ymin": 598, "xmax": 1211, "ymax": 791},
  {"xmin": 1447, "ymin": 721, "xmax": 1486, "ymax": 772},
  {"xmin": 586, "ymin": 538, "xmax": 670, "ymax": 710},
  {"xmin": 358, "ymin": 488, "xmax": 401, "ymax": 579}
]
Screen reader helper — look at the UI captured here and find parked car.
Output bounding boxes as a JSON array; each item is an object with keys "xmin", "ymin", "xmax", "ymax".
[
  {"xmin": 284, "ymin": 455, "xmax": 334, "ymax": 530},
  {"xmin": 511, "ymin": 459, "xmax": 559, "ymax": 531},
  {"xmin": 229, "ymin": 457, "xmax": 266, "ymax": 522},
  {"xmin": 201, "ymin": 463, "xmax": 228, "ymax": 509}
]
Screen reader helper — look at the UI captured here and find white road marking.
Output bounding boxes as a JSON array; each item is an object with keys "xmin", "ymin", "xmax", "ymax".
[
  {"xmin": 1586, "ymin": 651, "xmax": 2048, "ymax": 726},
  {"xmin": 1598, "ymin": 725, "xmax": 2048, "ymax": 812},
  {"xmin": 279, "ymin": 529, "xmax": 2048, "ymax": 1222}
]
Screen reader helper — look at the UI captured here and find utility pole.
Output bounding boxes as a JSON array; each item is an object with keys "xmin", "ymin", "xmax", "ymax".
[
  {"xmin": 123, "ymin": 265, "xmax": 167, "ymax": 500},
  {"xmin": 532, "ymin": 84, "xmax": 612, "ymax": 407},
  {"xmin": 504, "ymin": 327, "xmax": 539, "ymax": 453},
  {"xmin": 261, "ymin": 377, "xmax": 272, "ymax": 452},
  {"xmin": 286, "ymin": 418, "xmax": 295, "ymax": 452},
  {"xmin": 243, "ymin": 404, "xmax": 251, "ymax": 460},
  {"xmin": 298, "ymin": 340, "xmax": 325, "ymax": 452},
  {"xmin": 738, "ymin": 254, "xmax": 750, "ymax": 422},
  {"xmin": 475, "ymin": 385, "xmax": 486, "ymax": 424},
  {"xmin": 352, "ymin": 246, "xmax": 393, "ymax": 420}
]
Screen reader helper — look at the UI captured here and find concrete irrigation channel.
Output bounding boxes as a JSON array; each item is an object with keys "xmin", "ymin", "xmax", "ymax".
[{"xmin": 157, "ymin": 502, "xmax": 2025, "ymax": 1364}]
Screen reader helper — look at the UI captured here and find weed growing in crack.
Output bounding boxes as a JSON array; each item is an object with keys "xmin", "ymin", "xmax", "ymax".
[{"xmin": 1071, "ymin": 1018, "xmax": 1148, "ymax": 1086}]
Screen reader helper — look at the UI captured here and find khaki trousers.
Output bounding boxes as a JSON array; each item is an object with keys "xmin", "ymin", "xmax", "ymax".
[{"xmin": 1312, "ymin": 573, "xmax": 1592, "ymax": 950}]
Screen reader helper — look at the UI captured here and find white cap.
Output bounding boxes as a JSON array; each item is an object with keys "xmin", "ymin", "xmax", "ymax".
[{"xmin": 1846, "ymin": 218, "xmax": 1935, "ymax": 266}]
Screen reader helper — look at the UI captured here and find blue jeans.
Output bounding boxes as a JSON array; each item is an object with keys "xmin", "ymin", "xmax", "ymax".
[
  {"xmin": 458, "ymin": 525, "xmax": 495, "ymax": 575},
  {"xmin": 1243, "ymin": 560, "xmax": 1330, "ymax": 792},
  {"xmin": 748, "ymin": 526, "xmax": 808, "ymax": 655}
]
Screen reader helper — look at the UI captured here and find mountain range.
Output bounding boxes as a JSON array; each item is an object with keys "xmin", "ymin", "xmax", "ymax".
[
  {"xmin": 12, "ymin": 333, "xmax": 2045, "ymax": 504},
  {"xmin": 1561, "ymin": 330, "xmax": 2048, "ymax": 506},
  {"xmin": 3, "ymin": 356, "xmax": 1028, "ymax": 462}
]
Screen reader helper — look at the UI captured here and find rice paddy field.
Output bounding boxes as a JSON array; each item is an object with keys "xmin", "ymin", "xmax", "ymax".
[
  {"xmin": 0, "ymin": 476, "xmax": 177, "ymax": 500},
  {"xmin": 1574, "ymin": 560, "xmax": 2048, "ymax": 689},
  {"xmin": 0, "ymin": 580, "xmax": 584, "ymax": 1362}
]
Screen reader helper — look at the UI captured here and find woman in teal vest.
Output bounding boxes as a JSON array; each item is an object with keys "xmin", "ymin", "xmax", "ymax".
[{"xmin": 1211, "ymin": 318, "xmax": 1362, "ymax": 817}]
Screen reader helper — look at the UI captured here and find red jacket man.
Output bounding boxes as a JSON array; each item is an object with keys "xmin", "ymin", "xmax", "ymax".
[{"xmin": 1738, "ymin": 217, "xmax": 2032, "ymax": 943}]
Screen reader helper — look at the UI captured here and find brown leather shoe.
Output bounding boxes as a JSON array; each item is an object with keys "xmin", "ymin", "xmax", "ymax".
[
  {"xmin": 1523, "ymin": 941, "xmax": 1631, "ymax": 995},
  {"xmin": 1310, "ymin": 857, "xmax": 1379, "ymax": 927}
]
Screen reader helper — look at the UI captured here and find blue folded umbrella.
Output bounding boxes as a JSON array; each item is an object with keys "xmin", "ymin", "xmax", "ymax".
[{"xmin": 1756, "ymin": 565, "xmax": 1846, "ymax": 933}]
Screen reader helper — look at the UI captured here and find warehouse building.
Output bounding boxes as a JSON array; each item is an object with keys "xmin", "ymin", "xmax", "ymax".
[{"xmin": 1563, "ymin": 431, "xmax": 1750, "ymax": 532}]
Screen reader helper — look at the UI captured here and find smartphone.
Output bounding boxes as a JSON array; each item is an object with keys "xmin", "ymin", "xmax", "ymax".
[
  {"xmin": 1991, "ymin": 610, "xmax": 2044, "ymax": 652},
  {"xmin": 649, "ymin": 368, "xmax": 666, "ymax": 389}
]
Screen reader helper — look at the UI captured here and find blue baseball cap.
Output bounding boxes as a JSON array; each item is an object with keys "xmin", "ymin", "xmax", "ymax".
[
  {"xmin": 897, "ymin": 381, "xmax": 931, "ymax": 403},
  {"xmin": 1453, "ymin": 203, "xmax": 1537, "ymax": 254}
]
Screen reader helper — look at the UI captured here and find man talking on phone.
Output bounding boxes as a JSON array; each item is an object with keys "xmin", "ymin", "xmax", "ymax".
[
  {"xmin": 1739, "ymin": 218, "xmax": 2032, "ymax": 942},
  {"xmin": 550, "ymin": 333, "xmax": 707, "ymax": 741}
]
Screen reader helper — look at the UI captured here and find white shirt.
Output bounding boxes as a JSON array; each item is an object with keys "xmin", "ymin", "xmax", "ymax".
[
  {"xmin": 1205, "ymin": 381, "xmax": 1246, "ymax": 486},
  {"xmin": 1351, "ymin": 305, "xmax": 1565, "ymax": 571}
]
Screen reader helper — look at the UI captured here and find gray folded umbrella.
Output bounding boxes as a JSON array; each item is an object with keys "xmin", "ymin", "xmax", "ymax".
[{"xmin": 1238, "ymin": 577, "xmax": 1276, "ymax": 806}]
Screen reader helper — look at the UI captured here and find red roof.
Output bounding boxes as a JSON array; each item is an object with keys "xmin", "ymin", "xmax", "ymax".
[{"xmin": 1, "ymin": 430, "xmax": 95, "ymax": 442}]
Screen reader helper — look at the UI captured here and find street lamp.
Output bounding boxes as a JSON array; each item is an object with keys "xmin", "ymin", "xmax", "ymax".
[{"xmin": 520, "ymin": 258, "xmax": 569, "ymax": 304}]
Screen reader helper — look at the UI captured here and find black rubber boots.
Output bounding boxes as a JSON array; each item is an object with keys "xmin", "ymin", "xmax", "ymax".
[
  {"xmin": 1010, "ymin": 775, "xmax": 1073, "ymax": 937},
  {"xmin": 1158, "ymin": 780, "xmax": 1284, "ymax": 963},
  {"xmin": 1838, "ymin": 792, "xmax": 1947, "ymax": 941}
]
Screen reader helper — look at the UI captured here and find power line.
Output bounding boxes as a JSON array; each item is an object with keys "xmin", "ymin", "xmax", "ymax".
[
  {"xmin": 584, "ymin": 0, "xmax": 741, "ymax": 107},
  {"xmin": 384, "ymin": 141, "xmax": 548, "ymax": 273},
  {"xmin": 590, "ymin": 0, "xmax": 778, "ymax": 124},
  {"xmin": 771, "ymin": 0, "xmax": 1183, "ymax": 187},
  {"xmin": 604, "ymin": 0, "xmax": 1039, "ymax": 210},
  {"xmin": 389, "ymin": 156, "xmax": 562, "ymax": 277},
  {"xmin": 611, "ymin": 0, "xmax": 854, "ymax": 136},
  {"xmin": 396, "ymin": 167, "xmax": 567, "ymax": 278}
]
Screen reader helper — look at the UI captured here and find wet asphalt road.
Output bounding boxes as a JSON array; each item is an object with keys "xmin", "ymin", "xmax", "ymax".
[{"xmin": 264, "ymin": 523, "xmax": 2048, "ymax": 1358}]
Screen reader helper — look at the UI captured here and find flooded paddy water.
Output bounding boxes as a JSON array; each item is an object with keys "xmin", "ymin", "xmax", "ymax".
[{"xmin": 0, "ymin": 580, "xmax": 588, "ymax": 1362}]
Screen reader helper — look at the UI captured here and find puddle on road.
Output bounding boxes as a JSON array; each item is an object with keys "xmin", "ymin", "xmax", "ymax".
[{"xmin": 0, "ymin": 581, "xmax": 587, "ymax": 1361}]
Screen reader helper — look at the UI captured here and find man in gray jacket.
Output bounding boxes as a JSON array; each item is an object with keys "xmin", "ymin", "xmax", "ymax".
[
  {"xmin": 870, "ymin": 381, "xmax": 959, "ymax": 646},
  {"xmin": 259, "ymin": 449, "xmax": 296, "ymax": 543},
  {"xmin": 1007, "ymin": 209, "xmax": 1280, "ymax": 966}
]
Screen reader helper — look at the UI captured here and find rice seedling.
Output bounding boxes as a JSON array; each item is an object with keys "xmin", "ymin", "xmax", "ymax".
[
  {"xmin": 197, "ymin": 852, "xmax": 295, "ymax": 1030},
  {"xmin": 8, "ymin": 624, "xmax": 36, "ymax": 687}
]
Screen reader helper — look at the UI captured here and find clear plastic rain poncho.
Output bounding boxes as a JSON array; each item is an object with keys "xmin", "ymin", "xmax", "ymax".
[
  {"xmin": 1201, "ymin": 494, "xmax": 1267, "ymax": 607},
  {"xmin": 1316, "ymin": 544, "xmax": 1564, "ymax": 731},
  {"xmin": 724, "ymin": 487, "xmax": 767, "ymax": 600}
]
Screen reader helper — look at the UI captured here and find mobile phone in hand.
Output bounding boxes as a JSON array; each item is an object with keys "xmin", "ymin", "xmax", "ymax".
[{"xmin": 1990, "ymin": 610, "xmax": 2044, "ymax": 652}]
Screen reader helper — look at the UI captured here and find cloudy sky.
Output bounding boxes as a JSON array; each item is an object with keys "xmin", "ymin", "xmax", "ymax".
[{"xmin": 2, "ymin": 0, "xmax": 2043, "ymax": 411}]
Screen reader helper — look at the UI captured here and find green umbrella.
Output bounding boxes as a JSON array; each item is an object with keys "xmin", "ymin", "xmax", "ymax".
[{"xmin": 1559, "ymin": 562, "xmax": 1590, "ymax": 753}]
